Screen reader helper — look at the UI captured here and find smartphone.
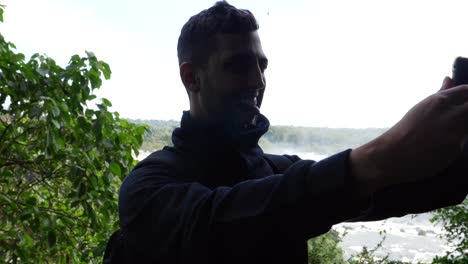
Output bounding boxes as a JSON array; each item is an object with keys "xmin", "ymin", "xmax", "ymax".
[{"xmin": 452, "ymin": 56, "xmax": 468, "ymax": 86}]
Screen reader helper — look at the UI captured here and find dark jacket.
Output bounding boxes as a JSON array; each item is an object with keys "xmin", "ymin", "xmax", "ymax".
[{"xmin": 116, "ymin": 112, "xmax": 467, "ymax": 264}]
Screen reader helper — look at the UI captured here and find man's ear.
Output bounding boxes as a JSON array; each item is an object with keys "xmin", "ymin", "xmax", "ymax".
[{"xmin": 180, "ymin": 62, "xmax": 200, "ymax": 93}]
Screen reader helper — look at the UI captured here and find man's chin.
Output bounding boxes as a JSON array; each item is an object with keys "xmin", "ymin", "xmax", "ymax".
[
  {"xmin": 218, "ymin": 104, "xmax": 261, "ymax": 129},
  {"xmin": 235, "ymin": 110, "xmax": 260, "ymax": 129}
]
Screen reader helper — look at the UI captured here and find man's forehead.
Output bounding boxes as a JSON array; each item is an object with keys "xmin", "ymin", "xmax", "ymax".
[{"xmin": 212, "ymin": 31, "xmax": 266, "ymax": 60}]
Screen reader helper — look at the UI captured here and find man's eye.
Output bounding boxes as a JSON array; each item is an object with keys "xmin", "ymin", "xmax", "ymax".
[
  {"xmin": 227, "ymin": 60, "xmax": 249, "ymax": 72},
  {"xmin": 226, "ymin": 57, "xmax": 267, "ymax": 73}
]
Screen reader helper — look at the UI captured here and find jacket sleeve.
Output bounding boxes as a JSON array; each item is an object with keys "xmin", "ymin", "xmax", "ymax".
[
  {"xmin": 118, "ymin": 149, "xmax": 366, "ymax": 262},
  {"xmin": 358, "ymin": 152, "xmax": 468, "ymax": 222}
]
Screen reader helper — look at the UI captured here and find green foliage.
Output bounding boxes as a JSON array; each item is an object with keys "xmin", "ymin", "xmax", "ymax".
[
  {"xmin": 349, "ymin": 246, "xmax": 384, "ymax": 264},
  {"xmin": 308, "ymin": 229, "xmax": 346, "ymax": 264},
  {"xmin": 348, "ymin": 247, "xmax": 412, "ymax": 264},
  {"xmin": 131, "ymin": 120, "xmax": 177, "ymax": 152},
  {"xmin": 430, "ymin": 199, "xmax": 468, "ymax": 264},
  {"xmin": 431, "ymin": 255, "xmax": 467, "ymax": 264},
  {"xmin": 0, "ymin": 5, "xmax": 146, "ymax": 263}
]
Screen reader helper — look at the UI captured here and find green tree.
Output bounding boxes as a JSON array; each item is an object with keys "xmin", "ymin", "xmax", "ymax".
[
  {"xmin": 308, "ymin": 229, "xmax": 346, "ymax": 264},
  {"xmin": 0, "ymin": 5, "xmax": 146, "ymax": 263},
  {"xmin": 139, "ymin": 125, "xmax": 175, "ymax": 152},
  {"xmin": 431, "ymin": 199, "xmax": 468, "ymax": 264}
]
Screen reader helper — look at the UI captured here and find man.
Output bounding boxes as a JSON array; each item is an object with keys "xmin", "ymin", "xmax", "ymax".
[{"xmin": 114, "ymin": 1, "xmax": 467, "ymax": 263}]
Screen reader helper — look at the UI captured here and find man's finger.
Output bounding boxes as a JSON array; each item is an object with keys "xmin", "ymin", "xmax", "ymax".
[
  {"xmin": 439, "ymin": 76, "xmax": 455, "ymax": 91},
  {"xmin": 453, "ymin": 98, "xmax": 468, "ymax": 133},
  {"xmin": 440, "ymin": 84, "xmax": 468, "ymax": 105}
]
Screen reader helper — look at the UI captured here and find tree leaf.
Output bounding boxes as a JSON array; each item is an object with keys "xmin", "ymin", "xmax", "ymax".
[
  {"xmin": 51, "ymin": 119, "xmax": 61, "ymax": 129},
  {"xmin": 102, "ymin": 98, "xmax": 112, "ymax": 107},
  {"xmin": 99, "ymin": 61, "xmax": 112, "ymax": 79},
  {"xmin": 51, "ymin": 106, "xmax": 60, "ymax": 117},
  {"xmin": 23, "ymin": 233, "xmax": 34, "ymax": 247},
  {"xmin": 109, "ymin": 162, "xmax": 121, "ymax": 177}
]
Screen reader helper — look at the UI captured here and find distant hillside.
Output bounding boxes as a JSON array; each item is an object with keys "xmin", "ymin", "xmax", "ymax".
[
  {"xmin": 127, "ymin": 119, "xmax": 179, "ymax": 152},
  {"xmin": 127, "ymin": 119, "xmax": 388, "ymax": 155}
]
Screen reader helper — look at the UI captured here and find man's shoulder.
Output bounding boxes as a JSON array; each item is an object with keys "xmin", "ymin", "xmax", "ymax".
[
  {"xmin": 119, "ymin": 148, "xmax": 183, "ymax": 227},
  {"xmin": 134, "ymin": 147, "xmax": 182, "ymax": 171},
  {"xmin": 119, "ymin": 147, "xmax": 184, "ymax": 190}
]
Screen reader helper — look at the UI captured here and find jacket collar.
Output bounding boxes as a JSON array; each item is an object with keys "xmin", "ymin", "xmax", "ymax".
[{"xmin": 172, "ymin": 111, "xmax": 270, "ymax": 153}]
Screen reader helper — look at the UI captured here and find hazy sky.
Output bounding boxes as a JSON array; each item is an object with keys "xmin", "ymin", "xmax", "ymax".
[{"xmin": 2, "ymin": 0, "xmax": 468, "ymax": 128}]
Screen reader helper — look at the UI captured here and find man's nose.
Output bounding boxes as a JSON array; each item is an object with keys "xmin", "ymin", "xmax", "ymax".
[{"xmin": 247, "ymin": 62, "xmax": 265, "ymax": 90}]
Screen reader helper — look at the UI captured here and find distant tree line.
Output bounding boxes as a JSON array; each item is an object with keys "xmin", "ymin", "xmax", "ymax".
[
  {"xmin": 128, "ymin": 119, "xmax": 178, "ymax": 152},
  {"xmin": 130, "ymin": 118, "xmax": 388, "ymax": 156},
  {"xmin": 260, "ymin": 126, "xmax": 387, "ymax": 155}
]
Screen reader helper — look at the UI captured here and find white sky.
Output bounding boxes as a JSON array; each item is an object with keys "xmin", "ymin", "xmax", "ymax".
[{"xmin": 2, "ymin": 0, "xmax": 468, "ymax": 128}]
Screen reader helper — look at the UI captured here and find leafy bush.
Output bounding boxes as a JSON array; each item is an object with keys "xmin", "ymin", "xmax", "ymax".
[
  {"xmin": 0, "ymin": 5, "xmax": 146, "ymax": 263},
  {"xmin": 431, "ymin": 199, "xmax": 468, "ymax": 264},
  {"xmin": 308, "ymin": 229, "xmax": 346, "ymax": 264}
]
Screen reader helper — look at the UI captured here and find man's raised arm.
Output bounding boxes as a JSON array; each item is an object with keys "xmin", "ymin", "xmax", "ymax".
[{"xmin": 349, "ymin": 77, "xmax": 468, "ymax": 218}]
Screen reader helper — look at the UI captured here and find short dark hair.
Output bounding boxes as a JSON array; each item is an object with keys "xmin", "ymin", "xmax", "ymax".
[{"xmin": 177, "ymin": 1, "xmax": 259, "ymax": 66}]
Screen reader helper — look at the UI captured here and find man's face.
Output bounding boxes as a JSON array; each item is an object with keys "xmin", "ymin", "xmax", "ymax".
[{"xmin": 196, "ymin": 31, "xmax": 268, "ymax": 128}]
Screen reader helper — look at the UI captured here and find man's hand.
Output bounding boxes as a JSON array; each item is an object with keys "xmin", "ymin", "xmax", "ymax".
[{"xmin": 351, "ymin": 77, "xmax": 468, "ymax": 198}]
